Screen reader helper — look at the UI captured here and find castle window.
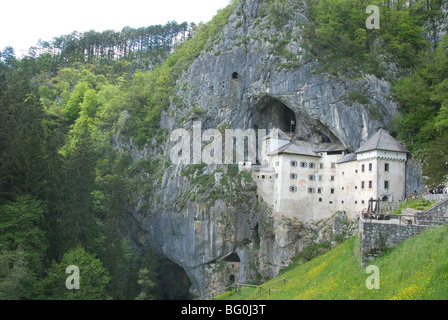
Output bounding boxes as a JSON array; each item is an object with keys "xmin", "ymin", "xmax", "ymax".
[
  {"xmin": 319, "ymin": 198, "xmax": 323, "ymax": 202},
  {"xmin": 307, "ymin": 188, "xmax": 316, "ymax": 194},
  {"xmin": 290, "ymin": 161, "xmax": 298, "ymax": 167},
  {"xmin": 318, "ymin": 188, "xmax": 323, "ymax": 194},
  {"xmin": 275, "ymin": 161, "xmax": 280, "ymax": 167},
  {"xmin": 331, "ymin": 176, "xmax": 335, "ymax": 181},
  {"xmin": 309, "ymin": 162, "xmax": 316, "ymax": 169},
  {"xmin": 369, "ymin": 163, "xmax": 373, "ymax": 171},
  {"xmin": 262, "ymin": 175, "xmax": 265, "ymax": 179},
  {"xmin": 318, "ymin": 175, "xmax": 323, "ymax": 181},
  {"xmin": 361, "ymin": 164, "xmax": 365, "ymax": 172},
  {"xmin": 369, "ymin": 181, "xmax": 373, "ymax": 188},
  {"xmin": 320, "ymin": 163, "xmax": 324, "ymax": 169},
  {"xmin": 308, "ymin": 175, "xmax": 316, "ymax": 181},
  {"xmin": 331, "ymin": 163, "xmax": 336, "ymax": 169},
  {"xmin": 300, "ymin": 162, "xmax": 308, "ymax": 168},
  {"xmin": 384, "ymin": 181, "xmax": 389, "ymax": 189},
  {"xmin": 385, "ymin": 163, "xmax": 389, "ymax": 172},
  {"xmin": 290, "ymin": 173, "xmax": 298, "ymax": 179},
  {"xmin": 331, "ymin": 188, "xmax": 335, "ymax": 194},
  {"xmin": 275, "ymin": 173, "xmax": 279, "ymax": 179},
  {"xmin": 361, "ymin": 181, "xmax": 365, "ymax": 189},
  {"xmin": 289, "ymin": 186, "xmax": 298, "ymax": 192}
]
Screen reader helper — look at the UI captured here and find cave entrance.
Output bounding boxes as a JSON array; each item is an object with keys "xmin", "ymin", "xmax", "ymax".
[
  {"xmin": 155, "ymin": 258, "xmax": 192, "ymax": 300},
  {"xmin": 225, "ymin": 253, "xmax": 241, "ymax": 263},
  {"xmin": 252, "ymin": 96, "xmax": 296, "ymax": 135},
  {"xmin": 251, "ymin": 95, "xmax": 341, "ymax": 145}
]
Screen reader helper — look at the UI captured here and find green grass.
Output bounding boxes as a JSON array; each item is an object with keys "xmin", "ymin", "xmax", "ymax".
[
  {"xmin": 215, "ymin": 226, "xmax": 448, "ymax": 300},
  {"xmin": 391, "ymin": 198, "xmax": 434, "ymax": 215}
]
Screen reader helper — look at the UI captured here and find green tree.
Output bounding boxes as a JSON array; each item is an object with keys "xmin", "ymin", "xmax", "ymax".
[
  {"xmin": 97, "ymin": 173, "xmax": 138, "ymax": 299},
  {"xmin": 42, "ymin": 246, "xmax": 111, "ymax": 300},
  {"xmin": 0, "ymin": 196, "xmax": 47, "ymax": 299},
  {"xmin": 135, "ymin": 268, "xmax": 157, "ymax": 300},
  {"xmin": 135, "ymin": 249, "xmax": 158, "ymax": 300},
  {"xmin": 56, "ymin": 125, "xmax": 99, "ymax": 256},
  {"xmin": 0, "ymin": 248, "xmax": 34, "ymax": 299},
  {"xmin": 0, "ymin": 68, "xmax": 46, "ymax": 202},
  {"xmin": 63, "ymin": 82, "xmax": 91, "ymax": 124},
  {"xmin": 392, "ymin": 35, "xmax": 448, "ymax": 184},
  {"xmin": 422, "ymin": 134, "xmax": 448, "ymax": 187},
  {"xmin": 0, "ymin": 196, "xmax": 47, "ymax": 275}
]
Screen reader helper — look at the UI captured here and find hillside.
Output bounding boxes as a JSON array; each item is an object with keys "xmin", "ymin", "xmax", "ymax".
[{"xmin": 216, "ymin": 226, "xmax": 448, "ymax": 300}]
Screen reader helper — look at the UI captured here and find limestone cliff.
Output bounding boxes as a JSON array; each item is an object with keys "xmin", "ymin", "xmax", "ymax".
[{"xmin": 117, "ymin": 0, "xmax": 420, "ymax": 298}]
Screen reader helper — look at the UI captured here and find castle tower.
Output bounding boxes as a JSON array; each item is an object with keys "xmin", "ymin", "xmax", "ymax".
[{"xmin": 354, "ymin": 128, "xmax": 409, "ymax": 203}]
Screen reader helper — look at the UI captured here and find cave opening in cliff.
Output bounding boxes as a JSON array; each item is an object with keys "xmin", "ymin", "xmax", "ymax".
[
  {"xmin": 253, "ymin": 96, "xmax": 296, "ymax": 135},
  {"xmin": 155, "ymin": 258, "xmax": 192, "ymax": 300},
  {"xmin": 225, "ymin": 253, "xmax": 241, "ymax": 263},
  {"xmin": 250, "ymin": 95, "xmax": 344, "ymax": 147}
]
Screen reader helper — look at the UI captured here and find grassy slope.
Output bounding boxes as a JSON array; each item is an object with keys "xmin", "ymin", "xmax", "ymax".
[{"xmin": 216, "ymin": 226, "xmax": 448, "ymax": 300}]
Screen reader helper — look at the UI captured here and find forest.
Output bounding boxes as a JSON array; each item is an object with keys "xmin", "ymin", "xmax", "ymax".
[
  {"xmin": 0, "ymin": 3, "xmax": 236, "ymax": 299},
  {"xmin": 0, "ymin": 0, "xmax": 447, "ymax": 299}
]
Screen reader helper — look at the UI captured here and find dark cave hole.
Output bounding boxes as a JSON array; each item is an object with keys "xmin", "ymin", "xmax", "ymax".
[
  {"xmin": 253, "ymin": 96, "xmax": 296, "ymax": 134},
  {"xmin": 156, "ymin": 258, "xmax": 192, "ymax": 300},
  {"xmin": 251, "ymin": 95, "xmax": 341, "ymax": 146},
  {"xmin": 225, "ymin": 252, "xmax": 241, "ymax": 263}
]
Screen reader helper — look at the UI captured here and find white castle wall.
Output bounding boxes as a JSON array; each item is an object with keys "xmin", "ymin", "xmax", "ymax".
[{"xmin": 251, "ymin": 136, "xmax": 408, "ymax": 222}]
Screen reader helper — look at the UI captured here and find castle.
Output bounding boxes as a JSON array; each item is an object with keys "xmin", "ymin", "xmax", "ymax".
[{"xmin": 246, "ymin": 128, "xmax": 409, "ymax": 221}]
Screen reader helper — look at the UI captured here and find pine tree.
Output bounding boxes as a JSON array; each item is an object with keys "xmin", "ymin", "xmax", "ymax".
[{"xmin": 57, "ymin": 125, "xmax": 99, "ymax": 256}]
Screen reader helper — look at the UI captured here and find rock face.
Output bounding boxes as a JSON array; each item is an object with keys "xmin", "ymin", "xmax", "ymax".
[
  {"xmin": 161, "ymin": 1, "xmax": 400, "ymax": 149},
  {"xmin": 119, "ymin": 0, "xmax": 421, "ymax": 298}
]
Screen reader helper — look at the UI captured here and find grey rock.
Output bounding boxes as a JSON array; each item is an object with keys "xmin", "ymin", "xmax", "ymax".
[{"xmin": 118, "ymin": 0, "xmax": 423, "ymax": 298}]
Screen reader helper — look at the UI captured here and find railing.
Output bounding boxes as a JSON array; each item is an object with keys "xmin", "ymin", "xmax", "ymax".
[
  {"xmin": 194, "ymin": 283, "xmax": 238, "ymax": 301},
  {"xmin": 194, "ymin": 277, "xmax": 289, "ymax": 301},
  {"xmin": 251, "ymin": 278, "xmax": 289, "ymax": 300},
  {"xmin": 416, "ymin": 215, "xmax": 448, "ymax": 226},
  {"xmin": 362, "ymin": 212, "xmax": 448, "ymax": 227}
]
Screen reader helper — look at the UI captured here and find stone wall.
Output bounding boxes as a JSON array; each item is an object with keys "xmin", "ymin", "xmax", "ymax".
[
  {"xmin": 360, "ymin": 196, "xmax": 448, "ymax": 267},
  {"xmin": 360, "ymin": 219, "xmax": 429, "ymax": 267}
]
